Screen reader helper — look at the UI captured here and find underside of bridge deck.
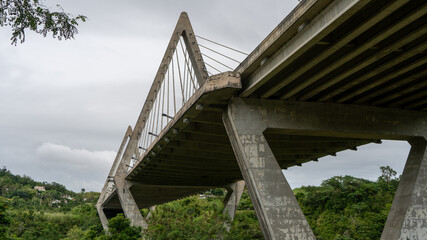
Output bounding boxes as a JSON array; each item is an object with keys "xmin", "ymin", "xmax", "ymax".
[
  {"xmin": 99, "ymin": 0, "xmax": 427, "ymax": 238},
  {"xmin": 239, "ymin": 0, "xmax": 427, "ymax": 113},
  {"xmin": 100, "ymin": 72, "xmax": 375, "ymax": 212}
]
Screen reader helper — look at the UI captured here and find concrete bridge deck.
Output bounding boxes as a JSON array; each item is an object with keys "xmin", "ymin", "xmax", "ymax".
[
  {"xmin": 98, "ymin": 0, "xmax": 427, "ymax": 238},
  {"xmin": 101, "ymin": 71, "xmax": 375, "ymax": 215}
]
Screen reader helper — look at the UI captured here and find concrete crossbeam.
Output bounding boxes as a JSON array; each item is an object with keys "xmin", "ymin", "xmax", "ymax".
[
  {"xmin": 229, "ymin": 98, "xmax": 426, "ymax": 140},
  {"xmin": 224, "ymin": 97, "xmax": 427, "ymax": 239}
]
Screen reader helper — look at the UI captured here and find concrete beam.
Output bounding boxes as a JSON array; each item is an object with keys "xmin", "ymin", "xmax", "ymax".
[
  {"xmin": 240, "ymin": 0, "xmax": 368, "ymax": 97},
  {"xmin": 229, "ymin": 98, "xmax": 427, "ymax": 140},
  {"xmin": 295, "ymin": 0, "xmax": 423, "ymax": 101},
  {"xmin": 223, "ymin": 101, "xmax": 315, "ymax": 239},
  {"xmin": 381, "ymin": 138, "xmax": 427, "ymax": 239}
]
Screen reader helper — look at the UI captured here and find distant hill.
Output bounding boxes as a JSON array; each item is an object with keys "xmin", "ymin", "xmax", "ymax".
[{"xmin": 0, "ymin": 167, "xmax": 102, "ymax": 239}]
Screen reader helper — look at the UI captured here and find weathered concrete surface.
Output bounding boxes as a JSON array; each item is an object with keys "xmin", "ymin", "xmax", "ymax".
[
  {"xmin": 112, "ymin": 126, "xmax": 147, "ymax": 228},
  {"xmin": 238, "ymin": 0, "xmax": 426, "ymax": 114},
  {"xmin": 99, "ymin": 0, "xmax": 427, "ymax": 235},
  {"xmin": 223, "ymin": 100, "xmax": 315, "ymax": 240},
  {"xmin": 239, "ymin": 0, "xmax": 369, "ymax": 96},
  {"xmin": 97, "ymin": 205, "xmax": 109, "ymax": 231},
  {"xmin": 96, "ymin": 126, "xmax": 133, "ymax": 230},
  {"xmin": 145, "ymin": 206, "xmax": 156, "ymax": 220},
  {"xmin": 115, "ymin": 179, "xmax": 147, "ymax": 229},
  {"xmin": 223, "ymin": 180, "xmax": 245, "ymax": 220},
  {"xmin": 382, "ymin": 138, "xmax": 427, "ymax": 240},
  {"xmin": 228, "ymin": 98, "xmax": 427, "ymax": 140},
  {"xmin": 224, "ymin": 97, "xmax": 427, "ymax": 239},
  {"xmin": 223, "ymin": 180, "xmax": 245, "ymax": 230}
]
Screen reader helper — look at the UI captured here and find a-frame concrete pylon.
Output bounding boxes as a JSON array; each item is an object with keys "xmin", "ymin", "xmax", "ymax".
[{"xmin": 98, "ymin": 12, "xmax": 209, "ymax": 230}]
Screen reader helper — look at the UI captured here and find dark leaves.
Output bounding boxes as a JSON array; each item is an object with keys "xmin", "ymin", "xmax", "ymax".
[{"xmin": 0, "ymin": 0, "xmax": 87, "ymax": 45}]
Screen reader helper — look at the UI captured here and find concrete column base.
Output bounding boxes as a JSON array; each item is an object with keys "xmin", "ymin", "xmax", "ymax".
[
  {"xmin": 223, "ymin": 180, "xmax": 245, "ymax": 231},
  {"xmin": 96, "ymin": 204, "xmax": 109, "ymax": 231},
  {"xmin": 382, "ymin": 138, "xmax": 427, "ymax": 240},
  {"xmin": 145, "ymin": 206, "xmax": 156, "ymax": 220},
  {"xmin": 116, "ymin": 180, "xmax": 148, "ymax": 229}
]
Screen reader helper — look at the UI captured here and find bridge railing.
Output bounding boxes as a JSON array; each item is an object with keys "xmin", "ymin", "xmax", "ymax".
[{"xmin": 134, "ymin": 35, "xmax": 203, "ymax": 165}]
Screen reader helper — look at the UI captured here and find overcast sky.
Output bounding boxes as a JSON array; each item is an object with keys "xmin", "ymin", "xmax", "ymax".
[{"xmin": 0, "ymin": 0, "xmax": 410, "ymax": 192}]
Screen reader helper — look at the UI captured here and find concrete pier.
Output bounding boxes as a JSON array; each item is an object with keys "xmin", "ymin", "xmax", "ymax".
[
  {"xmin": 382, "ymin": 139, "xmax": 427, "ymax": 240},
  {"xmin": 223, "ymin": 97, "xmax": 427, "ymax": 239}
]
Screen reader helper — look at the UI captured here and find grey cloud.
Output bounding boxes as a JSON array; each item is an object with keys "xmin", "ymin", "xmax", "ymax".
[
  {"xmin": 35, "ymin": 142, "xmax": 116, "ymax": 192},
  {"xmin": 0, "ymin": 0, "xmax": 411, "ymax": 192}
]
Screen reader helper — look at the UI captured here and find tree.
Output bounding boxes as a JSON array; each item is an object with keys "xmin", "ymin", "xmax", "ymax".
[
  {"xmin": 64, "ymin": 226, "xmax": 85, "ymax": 240},
  {"xmin": 0, "ymin": 0, "xmax": 86, "ymax": 45},
  {"xmin": 378, "ymin": 166, "xmax": 397, "ymax": 183},
  {"xmin": 105, "ymin": 214, "xmax": 142, "ymax": 240},
  {"xmin": 0, "ymin": 197, "xmax": 10, "ymax": 240}
]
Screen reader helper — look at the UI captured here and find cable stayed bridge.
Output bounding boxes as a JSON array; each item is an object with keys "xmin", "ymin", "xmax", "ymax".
[{"xmin": 97, "ymin": 0, "xmax": 427, "ymax": 239}]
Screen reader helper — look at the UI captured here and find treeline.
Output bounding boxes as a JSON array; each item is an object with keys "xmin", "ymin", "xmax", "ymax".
[
  {"xmin": 0, "ymin": 167, "xmax": 102, "ymax": 239},
  {"xmin": 0, "ymin": 166, "xmax": 399, "ymax": 239},
  {"xmin": 144, "ymin": 166, "xmax": 398, "ymax": 239},
  {"xmin": 295, "ymin": 168, "xmax": 399, "ymax": 239}
]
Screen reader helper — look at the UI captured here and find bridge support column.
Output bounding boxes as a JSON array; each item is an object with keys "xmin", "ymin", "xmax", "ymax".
[
  {"xmin": 145, "ymin": 206, "xmax": 156, "ymax": 220},
  {"xmin": 116, "ymin": 180, "xmax": 148, "ymax": 229},
  {"xmin": 223, "ymin": 97, "xmax": 427, "ymax": 239},
  {"xmin": 382, "ymin": 138, "xmax": 427, "ymax": 240},
  {"xmin": 223, "ymin": 99, "xmax": 315, "ymax": 240},
  {"xmin": 223, "ymin": 180, "xmax": 245, "ymax": 230},
  {"xmin": 96, "ymin": 205, "xmax": 109, "ymax": 231}
]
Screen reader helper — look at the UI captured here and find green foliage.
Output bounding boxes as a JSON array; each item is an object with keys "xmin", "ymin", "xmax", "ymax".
[
  {"xmin": 0, "ymin": 0, "xmax": 86, "ymax": 45},
  {"xmin": 237, "ymin": 189, "xmax": 254, "ymax": 210},
  {"xmin": 84, "ymin": 224, "xmax": 104, "ymax": 240},
  {"xmin": 145, "ymin": 195, "xmax": 227, "ymax": 239},
  {"xmin": 211, "ymin": 188, "xmax": 225, "ymax": 196},
  {"xmin": 0, "ymin": 167, "xmax": 102, "ymax": 239},
  {"xmin": 378, "ymin": 166, "xmax": 398, "ymax": 183},
  {"xmin": 102, "ymin": 214, "xmax": 141, "ymax": 240},
  {"xmin": 225, "ymin": 210, "xmax": 263, "ymax": 240},
  {"xmin": 64, "ymin": 226, "xmax": 85, "ymax": 240},
  {"xmin": 295, "ymin": 169, "xmax": 399, "ymax": 240},
  {"xmin": 143, "ymin": 192, "xmax": 263, "ymax": 239},
  {"xmin": 0, "ymin": 166, "xmax": 400, "ymax": 239},
  {"xmin": 0, "ymin": 197, "xmax": 10, "ymax": 240}
]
